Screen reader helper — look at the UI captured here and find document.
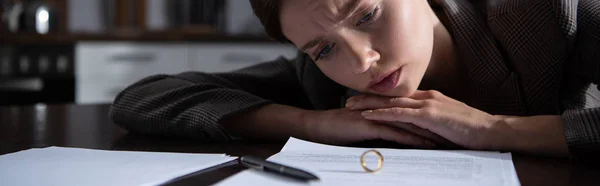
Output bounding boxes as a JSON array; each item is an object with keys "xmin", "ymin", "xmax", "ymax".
[
  {"xmin": 0, "ymin": 147, "xmax": 236, "ymax": 186},
  {"xmin": 217, "ymin": 138, "xmax": 521, "ymax": 186}
]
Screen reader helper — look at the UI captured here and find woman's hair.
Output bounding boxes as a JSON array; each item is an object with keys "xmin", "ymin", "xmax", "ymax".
[
  {"xmin": 250, "ymin": 0, "xmax": 437, "ymax": 43},
  {"xmin": 249, "ymin": 0, "xmax": 289, "ymax": 43}
]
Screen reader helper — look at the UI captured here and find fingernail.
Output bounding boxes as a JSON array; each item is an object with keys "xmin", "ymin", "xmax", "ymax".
[
  {"xmin": 362, "ymin": 110, "xmax": 373, "ymax": 116},
  {"xmin": 345, "ymin": 99, "xmax": 355, "ymax": 108}
]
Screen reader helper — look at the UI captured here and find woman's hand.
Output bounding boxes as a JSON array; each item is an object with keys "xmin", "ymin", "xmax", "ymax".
[
  {"xmin": 346, "ymin": 90, "xmax": 506, "ymax": 150},
  {"xmin": 302, "ymin": 108, "xmax": 440, "ymax": 148}
]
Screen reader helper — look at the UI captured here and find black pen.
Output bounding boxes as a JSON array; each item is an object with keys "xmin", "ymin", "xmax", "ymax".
[{"xmin": 239, "ymin": 156, "xmax": 320, "ymax": 181}]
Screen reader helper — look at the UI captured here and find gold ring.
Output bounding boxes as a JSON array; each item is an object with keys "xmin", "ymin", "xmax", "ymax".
[{"xmin": 360, "ymin": 150, "xmax": 384, "ymax": 172}]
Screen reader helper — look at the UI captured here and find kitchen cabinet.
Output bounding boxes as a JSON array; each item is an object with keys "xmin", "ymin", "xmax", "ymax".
[
  {"xmin": 75, "ymin": 41, "xmax": 298, "ymax": 104},
  {"xmin": 75, "ymin": 42, "xmax": 190, "ymax": 104},
  {"xmin": 76, "ymin": 42, "xmax": 190, "ymax": 77},
  {"xmin": 190, "ymin": 43, "xmax": 298, "ymax": 73}
]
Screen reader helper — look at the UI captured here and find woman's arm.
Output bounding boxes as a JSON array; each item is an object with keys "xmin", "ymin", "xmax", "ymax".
[
  {"xmin": 490, "ymin": 116, "xmax": 569, "ymax": 157},
  {"xmin": 559, "ymin": 0, "xmax": 600, "ymax": 160},
  {"xmin": 110, "ymin": 54, "xmax": 439, "ymax": 147},
  {"xmin": 475, "ymin": 0, "xmax": 600, "ymax": 159},
  {"xmin": 346, "ymin": 90, "xmax": 584, "ymax": 159},
  {"xmin": 109, "ymin": 55, "xmax": 314, "ymax": 141}
]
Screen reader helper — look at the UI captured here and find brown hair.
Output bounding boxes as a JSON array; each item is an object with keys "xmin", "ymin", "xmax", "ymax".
[
  {"xmin": 250, "ymin": 0, "xmax": 439, "ymax": 43},
  {"xmin": 249, "ymin": 0, "xmax": 289, "ymax": 43}
]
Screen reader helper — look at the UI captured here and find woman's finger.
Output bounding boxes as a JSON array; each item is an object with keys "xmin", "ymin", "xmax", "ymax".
[
  {"xmin": 346, "ymin": 95, "xmax": 422, "ymax": 110},
  {"xmin": 411, "ymin": 90, "xmax": 461, "ymax": 104},
  {"xmin": 361, "ymin": 107, "xmax": 439, "ymax": 132},
  {"xmin": 362, "ymin": 108, "xmax": 422, "ymax": 125},
  {"xmin": 410, "ymin": 90, "xmax": 437, "ymax": 100},
  {"xmin": 375, "ymin": 124, "xmax": 437, "ymax": 149},
  {"xmin": 378, "ymin": 121, "xmax": 460, "ymax": 149},
  {"xmin": 362, "ymin": 107, "xmax": 466, "ymax": 146}
]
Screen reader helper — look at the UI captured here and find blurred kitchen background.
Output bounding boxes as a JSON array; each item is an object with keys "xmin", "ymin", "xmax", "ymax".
[{"xmin": 0, "ymin": 0, "xmax": 298, "ymax": 105}]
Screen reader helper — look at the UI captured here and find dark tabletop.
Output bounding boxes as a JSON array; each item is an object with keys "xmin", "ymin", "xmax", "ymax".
[{"xmin": 1, "ymin": 104, "xmax": 599, "ymax": 186}]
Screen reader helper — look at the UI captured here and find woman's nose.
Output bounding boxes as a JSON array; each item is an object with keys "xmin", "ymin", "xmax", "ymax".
[{"xmin": 345, "ymin": 37, "xmax": 380, "ymax": 74}]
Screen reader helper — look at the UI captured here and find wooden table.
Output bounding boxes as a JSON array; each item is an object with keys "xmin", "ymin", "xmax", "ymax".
[{"xmin": 1, "ymin": 104, "xmax": 599, "ymax": 185}]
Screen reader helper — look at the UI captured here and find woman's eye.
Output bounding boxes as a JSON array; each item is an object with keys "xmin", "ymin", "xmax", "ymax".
[
  {"xmin": 316, "ymin": 43, "xmax": 335, "ymax": 61},
  {"xmin": 357, "ymin": 8, "xmax": 378, "ymax": 26}
]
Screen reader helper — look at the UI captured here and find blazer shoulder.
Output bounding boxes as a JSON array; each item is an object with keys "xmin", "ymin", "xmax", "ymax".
[
  {"xmin": 578, "ymin": 0, "xmax": 600, "ymax": 32},
  {"xmin": 486, "ymin": 0, "xmax": 578, "ymax": 40}
]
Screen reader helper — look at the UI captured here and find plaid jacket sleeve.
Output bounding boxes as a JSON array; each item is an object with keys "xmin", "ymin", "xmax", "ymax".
[
  {"xmin": 109, "ymin": 54, "xmax": 313, "ymax": 141},
  {"xmin": 561, "ymin": 0, "xmax": 600, "ymax": 160}
]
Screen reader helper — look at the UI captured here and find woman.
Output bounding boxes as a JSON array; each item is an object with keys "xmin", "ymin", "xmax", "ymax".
[{"xmin": 109, "ymin": 0, "xmax": 600, "ymax": 161}]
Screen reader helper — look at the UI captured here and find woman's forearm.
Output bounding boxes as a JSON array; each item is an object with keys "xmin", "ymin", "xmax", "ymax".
[
  {"xmin": 220, "ymin": 104, "xmax": 313, "ymax": 141},
  {"xmin": 492, "ymin": 115, "xmax": 570, "ymax": 157},
  {"xmin": 221, "ymin": 102, "xmax": 572, "ymax": 157}
]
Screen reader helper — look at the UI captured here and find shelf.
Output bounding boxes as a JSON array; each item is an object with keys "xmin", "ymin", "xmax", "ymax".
[{"xmin": 1, "ymin": 27, "xmax": 279, "ymax": 45}]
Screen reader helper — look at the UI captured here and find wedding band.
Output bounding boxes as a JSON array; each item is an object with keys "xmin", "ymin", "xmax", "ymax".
[{"xmin": 360, "ymin": 150, "xmax": 384, "ymax": 172}]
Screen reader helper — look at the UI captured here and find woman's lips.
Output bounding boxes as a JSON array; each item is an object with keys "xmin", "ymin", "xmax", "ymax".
[{"xmin": 369, "ymin": 68, "xmax": 401, "ymax": 93}]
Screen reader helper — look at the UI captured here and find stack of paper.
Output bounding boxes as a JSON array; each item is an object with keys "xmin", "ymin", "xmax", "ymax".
[
  {"xmin": 217, "ymin": 138, "xmax": 521, "ymax": 186},
  {"xmin": 0, "ymin": 147, "xmax": 236, "ymax": 186}
]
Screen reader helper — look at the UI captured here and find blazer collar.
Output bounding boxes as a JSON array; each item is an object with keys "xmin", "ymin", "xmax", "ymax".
[
  {"xmin": 431, "ymin": 0, "xmax": 527, "ymax": 115},
  {"xmin": 433, "ymin": 0, "xmax": 511, "ymax": 88}
]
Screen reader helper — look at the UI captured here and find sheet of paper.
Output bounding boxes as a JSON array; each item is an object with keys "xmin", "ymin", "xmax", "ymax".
[
  {"xmin": 217, "ymin": 138, "xmax": 520, "ymax": 186},
  {"xmin": 0, "ymin": 146, "xmax": 236, "ymax": 186}
]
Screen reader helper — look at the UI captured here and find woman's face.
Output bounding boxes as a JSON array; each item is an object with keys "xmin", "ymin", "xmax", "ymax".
[{"xmin": 280, "ymin": 0, "xmax": 435, "ymax": 97}]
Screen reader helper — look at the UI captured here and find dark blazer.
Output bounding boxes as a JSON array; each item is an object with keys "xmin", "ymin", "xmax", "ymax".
[{"xmin": 109, "ymin": 0, "xmax": 600, "ymax": 160}]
